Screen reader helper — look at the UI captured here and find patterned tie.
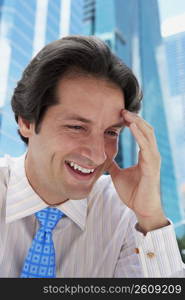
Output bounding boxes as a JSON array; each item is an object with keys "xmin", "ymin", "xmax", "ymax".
[{"xmin": 20, "ymin": 207, "xmax": 64, "ymax": 278}]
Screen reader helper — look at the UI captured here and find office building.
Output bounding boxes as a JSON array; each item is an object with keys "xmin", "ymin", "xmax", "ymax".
[
  {"xmin": 0, "ymin": 0, "xmax": 84, "ymax": 156},
  {"xmin": 163, "ymin": 31, "xmax": 185, "ymax": 230}
]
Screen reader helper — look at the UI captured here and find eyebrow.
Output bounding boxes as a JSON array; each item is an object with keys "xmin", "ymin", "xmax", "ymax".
[{"xmin": 63, "ymin": 114, "xmax": 125, "ymax": 129}]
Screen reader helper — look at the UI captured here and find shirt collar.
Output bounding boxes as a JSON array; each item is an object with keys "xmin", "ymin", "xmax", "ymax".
[{"xmin": 6, "ymin": 153, "xmax": 88, "ymax": 231}]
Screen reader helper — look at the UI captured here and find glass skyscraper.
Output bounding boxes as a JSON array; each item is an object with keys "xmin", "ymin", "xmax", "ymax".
[
  {"xmin": 163, "ymin": 31, "xmax": 185, "ymax": 231},
  {"xmin": 0, "ymin": 0, "xmax": 84, "ymax": 156},
  {"xmin": 165, "ymin": 32, "xmax": 185, "ymax": 96},
  {"xmin": 83, "ymin": 0, "xmax": 185, "ymax": 236}
]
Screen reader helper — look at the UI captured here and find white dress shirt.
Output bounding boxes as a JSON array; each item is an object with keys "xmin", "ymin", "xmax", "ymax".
[{"xmin": 0, "ymin": 153, "xmax": 184, "ymax": 278}]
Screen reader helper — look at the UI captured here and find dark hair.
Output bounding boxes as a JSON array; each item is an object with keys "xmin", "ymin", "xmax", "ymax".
[{"xmin": 11, "ymin": 35, "xmax": 142, "ymax": 144}]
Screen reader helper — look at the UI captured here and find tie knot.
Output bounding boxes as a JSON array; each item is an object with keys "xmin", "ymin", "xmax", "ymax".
[{"xmin": 35, "ymin": 207, "xmax": 64, "ymax": 232}]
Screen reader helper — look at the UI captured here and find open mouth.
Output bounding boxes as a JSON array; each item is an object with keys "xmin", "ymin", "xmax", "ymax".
[{"xmin": 65, "ymin": 160, "xmax": 96, "ymax": 179}]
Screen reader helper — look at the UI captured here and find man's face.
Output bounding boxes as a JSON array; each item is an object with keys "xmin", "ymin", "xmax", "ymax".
[{"xmin": 24, "ymin": 75, "xmax": 125, "ymax": 203}]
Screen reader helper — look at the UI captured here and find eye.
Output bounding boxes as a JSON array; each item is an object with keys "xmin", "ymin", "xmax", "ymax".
[
  {"xmin": 66, "ymin": 125, "xmax": 85, "ymax": 130},
  {"xmin": 106, "ymin": 130, "xmax": 119, "ymax": 137}
]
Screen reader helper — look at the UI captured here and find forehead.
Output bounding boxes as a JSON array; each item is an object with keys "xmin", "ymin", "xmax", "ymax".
[
  {"xmin": 56, "ymin": 75, "xmax": 124, "ymax": 109},
  {"xmin": 44, "ymin": 75, "xmax": 125, "ymax": 127}
]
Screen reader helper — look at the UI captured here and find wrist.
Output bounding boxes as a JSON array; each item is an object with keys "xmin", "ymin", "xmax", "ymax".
[{"xmin": 136, "ymin": 213, "xmax": 170, "ymax": 235}]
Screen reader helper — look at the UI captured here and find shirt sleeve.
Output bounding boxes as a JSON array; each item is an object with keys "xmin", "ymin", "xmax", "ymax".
[
  {"xmin": 133, "ymin": 220, "xmax": 185, "ymax": 277},
  {"xmin": 114, "ymin": 214, "xmax": 185, "ymax": 277}
]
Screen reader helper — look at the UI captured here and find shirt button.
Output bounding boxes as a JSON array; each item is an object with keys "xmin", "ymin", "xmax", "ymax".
[{"xmin": 147, "ymin": 252, "xmax": 155, "ymax": 258}]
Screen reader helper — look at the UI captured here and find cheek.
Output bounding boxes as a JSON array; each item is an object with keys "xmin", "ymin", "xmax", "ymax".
[
  {"xmin": 105, "ymin": 139, "xmax": 119, "ymax": 160},
  {"xmin": 49, "ymin": 132, "xmax": 78, "ymax": 150}
]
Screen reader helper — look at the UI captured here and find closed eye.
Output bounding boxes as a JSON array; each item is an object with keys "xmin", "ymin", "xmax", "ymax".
[{"xmin": 66, "ymin": 125, "xmax": 85, "ymax": 130}]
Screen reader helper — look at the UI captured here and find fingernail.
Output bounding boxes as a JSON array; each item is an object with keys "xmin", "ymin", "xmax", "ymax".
[{"xmin": 125, "ymin": 110, "xmax": 133, "ymax": 116}]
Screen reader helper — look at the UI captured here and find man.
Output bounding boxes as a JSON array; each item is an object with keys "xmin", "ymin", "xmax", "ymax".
[{"xmin": 0, "ymin": 35, "xmax": 184, "ymax": 277}]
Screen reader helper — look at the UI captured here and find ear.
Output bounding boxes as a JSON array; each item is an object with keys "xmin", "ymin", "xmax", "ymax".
[{"xmin": 18, "ymin": 117, "xmax": 34, "ymax": 139}]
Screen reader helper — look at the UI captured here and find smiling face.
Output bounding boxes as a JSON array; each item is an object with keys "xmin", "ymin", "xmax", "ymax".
[{"xmin": 19, "ymin": 75, "xmax": 125, "ymax": 205}]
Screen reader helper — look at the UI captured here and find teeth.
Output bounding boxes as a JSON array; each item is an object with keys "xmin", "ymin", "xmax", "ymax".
[{"xmin": 67, "ymin": 161, "xmax": 95, "ymax": 174}]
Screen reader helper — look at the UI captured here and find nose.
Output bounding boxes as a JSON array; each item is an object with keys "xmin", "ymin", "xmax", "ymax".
[{"xmin": 83, "ymin": 134, "xmax": 107, "ymax": 166}]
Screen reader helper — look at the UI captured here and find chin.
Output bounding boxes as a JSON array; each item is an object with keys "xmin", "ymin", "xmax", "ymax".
[
  {"xmin": 66, "ymin": 186, "xmax": 93, "ymax": 200},
  {"xmin": 71, "ymin": 190, "xmax": 91, "ymax": 200}
]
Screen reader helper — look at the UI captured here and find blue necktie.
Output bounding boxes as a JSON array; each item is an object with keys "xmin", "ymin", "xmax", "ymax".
[{"xmin": 20, "ymin": 207, "xmax": 64, "ymax": 278}]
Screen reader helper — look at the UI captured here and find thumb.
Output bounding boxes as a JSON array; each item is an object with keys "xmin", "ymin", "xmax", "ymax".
[{"xmin": 106, "ymin": 160, "xmax": 121, "ymax": 178}]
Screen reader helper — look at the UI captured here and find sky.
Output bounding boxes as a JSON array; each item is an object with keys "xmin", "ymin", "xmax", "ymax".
[{"xmin": 158, "ymin": 0, "xmax": 185, "ymax": 36}]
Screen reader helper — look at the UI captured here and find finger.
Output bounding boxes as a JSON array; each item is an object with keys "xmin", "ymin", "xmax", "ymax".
[
  {"xmin": 129, "ymin": 122, "xmax": 149, "ymax": 151},
  {"xmin": 122, "ymin": 110, "xmax": 158, "ymax": 149},
  {"xmin": 122, "ymin": 110, "xmax": 151, "ymax": 130},
  {"xmin": 106, "ymin": 159, "xmax": 121, "ymax": 177}
]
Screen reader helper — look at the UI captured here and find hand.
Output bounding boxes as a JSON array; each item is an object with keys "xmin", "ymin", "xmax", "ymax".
[{"xmin": 107, "ymin": 109, "xmax": 169, "ymax": 234}]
